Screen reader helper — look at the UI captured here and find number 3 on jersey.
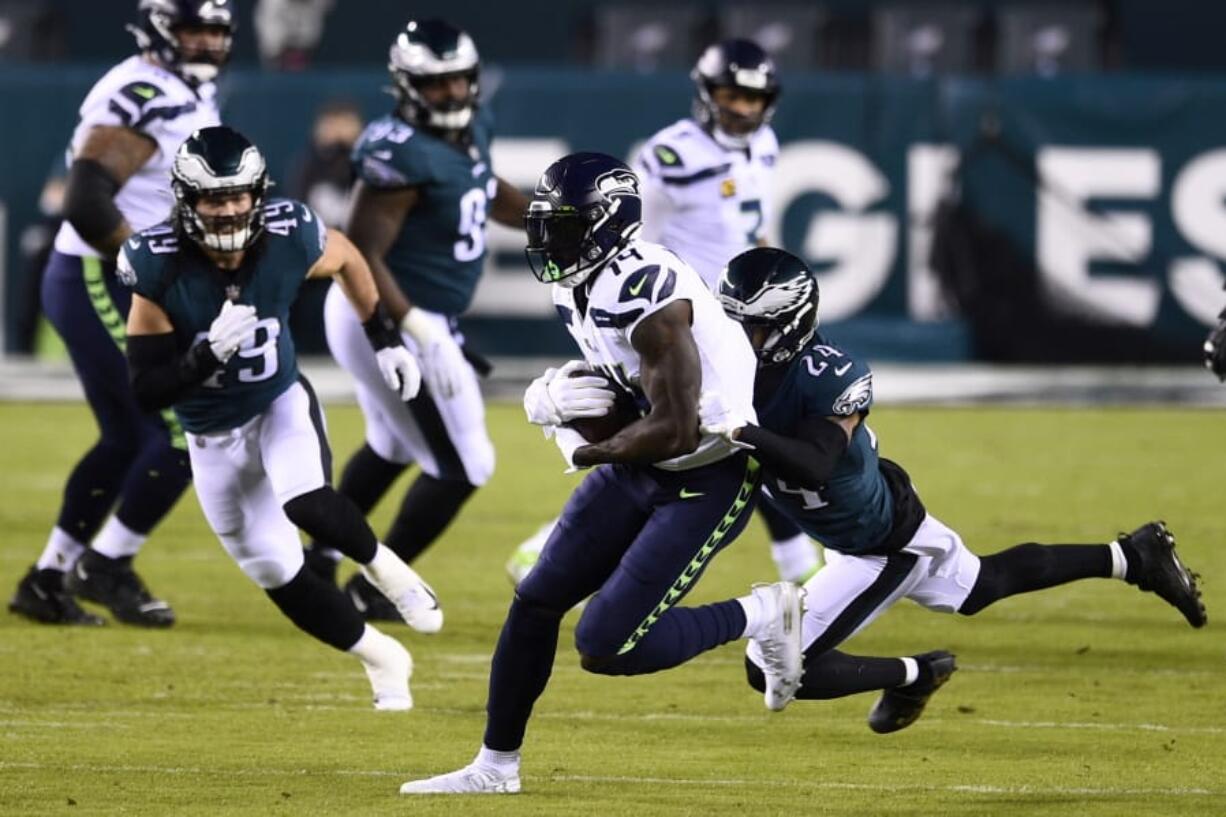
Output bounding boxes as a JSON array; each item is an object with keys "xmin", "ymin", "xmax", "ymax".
[{"xmin": 454, "ymin": 178, "xmax": 498, "ymax": 262}]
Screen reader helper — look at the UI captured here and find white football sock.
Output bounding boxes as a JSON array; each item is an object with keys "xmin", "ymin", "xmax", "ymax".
[
  {"xmin": 1107, "ymin": 540, "xmax": 1128, "ymax": 580},
  {"xmin": 476, "ymin": 746, "xmax": 521, "ymax": 771},
  {"xmin": 36, "ymin": 527, "xmax": 86, "ymax": 572},
  {"xmin": 737, "ymin": 591, "xmax": 770, "ymax": 639},
  {"xmin": 92, "ymin": 517, "xmax": 147, "ymax": 559},
  {"xmin": 900, "ymin": 657, "xmax": 920, "ymax": 686},
  {"xmin": 770, "ymin": 534, "xmax": 821, "ymax": 583}
]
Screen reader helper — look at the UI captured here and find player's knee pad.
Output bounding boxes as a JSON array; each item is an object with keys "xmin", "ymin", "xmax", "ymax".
[{"xmin": 232, "ymin": 549, "xmax": 303, "ymax": 589}]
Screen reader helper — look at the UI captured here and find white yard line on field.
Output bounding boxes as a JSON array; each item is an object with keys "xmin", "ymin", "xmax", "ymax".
[{"xmin": 0, "ymin": 761, "xmax": 1220, "ymax": 798}]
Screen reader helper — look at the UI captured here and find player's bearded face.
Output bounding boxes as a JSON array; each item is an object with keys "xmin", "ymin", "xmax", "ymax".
[
  {"xmin": 711, "ymin": 87, "xmax": 768, "ymax": 136},
  {"xmin": 195, "ymin": 192, "xmax": 255, "ymax": 252},
  {"xmin": 174, "ymin": 25, "xmax": 231, "ymax": 70}
]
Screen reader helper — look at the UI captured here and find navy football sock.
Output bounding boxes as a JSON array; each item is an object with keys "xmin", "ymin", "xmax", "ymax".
[
  {"xmin": 959, "ymin": 543, "xmax": 1112, "ymax": 615},
  {"xmin": 483, "ymin": 596, "xmax": 564, "ymax": 752},
  {"xmin": 265, "ymin": 564, "xmax": 366, "ymax": 651},
  {"xmin": 384, "ymin": 474, "xmax": 475, "ymax": 564},
  {"xmin": 112, "ymin": 443, "xmax": 191, "ymax": 534}
]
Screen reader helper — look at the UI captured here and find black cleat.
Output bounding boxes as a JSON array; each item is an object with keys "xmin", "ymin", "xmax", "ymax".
[
  {"xmin": 8, "ymin": 566, "xmax": 104, "ymax": 626},
  {"xmin": 65, "ymin": 551, "xmax": 176, "ymax": 628},
  {"xmin": 1118, "ymin": 521, "xmax": 1207, "ymax": 628},
  {"xmin": 344, "ymin": 573, "xmax": 401, "ymax": 622},
  {"xmin": 868, "ymin": 651, "xmax": 957, "ymax": 734}
]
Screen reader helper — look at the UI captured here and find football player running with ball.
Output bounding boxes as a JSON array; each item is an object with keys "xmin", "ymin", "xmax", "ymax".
[
  {"xmin": 507, "ymin": 39, "xmax": 821, "ymax": 587},
  {"xmin": 399, "ymin": 154, "xmax": 802, "ymax": 794},
  {"xmin": 305, "ymin": 19, "xmax": 530, "ymax": 621},
  {"xmin": 706, "ymin": 247, "xmax": 1207, "ymax": 731},
  {"xmin": 122, "ymin": 126, "xmax": 439, "ymax": 710}
]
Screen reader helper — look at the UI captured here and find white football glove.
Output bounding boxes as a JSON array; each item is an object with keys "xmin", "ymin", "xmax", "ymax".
[
  {"xmin": 401, "ymin": 307, "xmax": 468, "ymax": 400},
  {"xmin": 524, "ymin": 367, "xmax": 561, "ymax": 426},
  {"xmin": 524, "ymin": 361, "xmax": 616, "ymax": 427},
  {"xmin": 551, "ymin": 360, "xmax": 615, "ymax": 419},
  {"xmin": 207, "ymin": 300, "xmax": 258, "ymax": 363},
  {"xmin": 376, "ymin": 345, "xmax": 422, "ymax": 400},
  {"xmin": 698, "ymin": 390, "xmax": 755, "ymax": 450}
]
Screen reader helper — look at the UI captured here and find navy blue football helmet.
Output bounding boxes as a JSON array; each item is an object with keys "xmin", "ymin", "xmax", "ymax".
[
  {"xmin": 388, "ymin": 19, "xmax": 480, "ymax": 133},
  {"xmin": 129, "ymin": 0, "xmax": 235, "ymax": 86},
  {"xmin": 525, "ymin": 152, "xmax": 643, "ymax": 288},
  {"xmin": 692, "ymin": 39, "xmax": 781, "ymax": 148},
  {"xmin": 717, "ymin": 248, "xmax": 818, "ymax": 366}
]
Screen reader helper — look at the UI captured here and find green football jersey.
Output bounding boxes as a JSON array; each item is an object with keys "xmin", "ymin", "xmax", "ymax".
[
  {"xmin": 119, "ymin": 198, "xmax": 326, "ymax": 434},
  {"xmin": 351, "ymin": 110, "xmax": 496, "ymax": 316},
  {"xmin": 756, "ymin": 334, "xmax": 923, "ymax": 554}
]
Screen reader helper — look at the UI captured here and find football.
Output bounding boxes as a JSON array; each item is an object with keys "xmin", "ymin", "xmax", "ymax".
[{"xmin": 562, "ymin": 368, "xmax": 642, "ymax": 443}]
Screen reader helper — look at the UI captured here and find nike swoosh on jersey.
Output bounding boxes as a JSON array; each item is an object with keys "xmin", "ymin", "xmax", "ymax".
[
  {"xmin": 834, "ymin": 362, "xmax": 853, "ymax": 376},
  {"xmin": 679, "ymin": 488, "xmax": 705, "ymax": 499}
]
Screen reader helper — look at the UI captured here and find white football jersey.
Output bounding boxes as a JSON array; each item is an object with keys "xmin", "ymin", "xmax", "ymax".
[
  {"xmin": 635, "ymin": 118, "xmax": 779, "ymax": 289},
  {"xmin": 552, "ymin": 239, "xmax": 757, "ymax": 471},
  {"xmin": 54, "ymin": 55, "xmax": 220, "ymax": 259}
]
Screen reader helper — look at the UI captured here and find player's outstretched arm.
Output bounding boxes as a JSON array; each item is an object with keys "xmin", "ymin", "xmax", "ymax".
[
  {"xmin": 345, "ymin": 181, "xmax": 418, "ymax": 321},
  {"xmin": 307, "ymin": 228, "xmax": 380, "ymax": 319},
  {"xmin": 308, "ymin": 228, "xmax": 421, "ymax": 400},
  {"xmin": 63, "ymin": 126, "xmax": 156, "ymax": 258},
  {"xmin": 699, "ymin": 389, "xmax": 857, "ymax": 487},
  {"xmin": 572, "ymin": 301, "xmax": 702, "ymax": 467},
  {"xmin": 489, "ymin": 176, "xmax": 529, "ymax": 228}
]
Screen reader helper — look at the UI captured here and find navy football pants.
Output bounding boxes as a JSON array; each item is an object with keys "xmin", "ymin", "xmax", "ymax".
[
  {"xmin": 41, "ymin": 251, "xmax": 191, "ymax": 543},
  {"xmin": 483, "ymin": 453, "xmax": 760, "ymax": 751}
]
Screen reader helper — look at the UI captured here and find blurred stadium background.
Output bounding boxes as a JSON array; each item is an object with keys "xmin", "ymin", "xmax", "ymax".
[{"xmin": 1, "ymin": 0, "xmax": 1224, "ymax": 401}]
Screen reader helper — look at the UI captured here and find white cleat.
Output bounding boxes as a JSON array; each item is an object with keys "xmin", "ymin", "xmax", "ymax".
[
  {"xmin": 355, "ymin": 628, "xmax": 413, "ymax": 711},
  {"xmin": 361, "ymin": 544, "xmax": 443, "ymax": 634},
  {"xmin": 749, "ymin": 581, "xmax": 805, "ymax": 712},
  {"xmin": 399, "ymin": 763, "xmax": 521, "ymax": 795}
]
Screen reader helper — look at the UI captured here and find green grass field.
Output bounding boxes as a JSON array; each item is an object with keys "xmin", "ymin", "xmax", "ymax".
[{"xmin": 1, "ymin": 401, "xmax": 1222, "ymax": 816}]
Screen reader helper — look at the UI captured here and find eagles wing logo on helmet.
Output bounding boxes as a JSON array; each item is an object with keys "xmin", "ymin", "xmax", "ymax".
[
  {"xmin": 720, "ymin": 274, "xmax": 813, "ymax": 319},
  {"xmin": 832, "ymin": 373, "xmax": 873, "ymax": 416}
]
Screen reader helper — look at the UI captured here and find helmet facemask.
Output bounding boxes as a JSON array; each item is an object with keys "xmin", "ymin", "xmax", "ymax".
[
  {"xmin": 691, "ymin": 40, "xmax": 781, "ymax": 150},
  {"xmin": 172, "ymin": 132, "xmax": 269, "ymax": 253},
  {"xmin": 388, "ymin": 21, "xmax": 480, "ymax": 134},
  {"xmin": 525, "ymin": 168, "xmax": 642, "ymax": 289},
  {"xmin": 130, "ymin": 1, "xmax": 234, "ymax": 87}
]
